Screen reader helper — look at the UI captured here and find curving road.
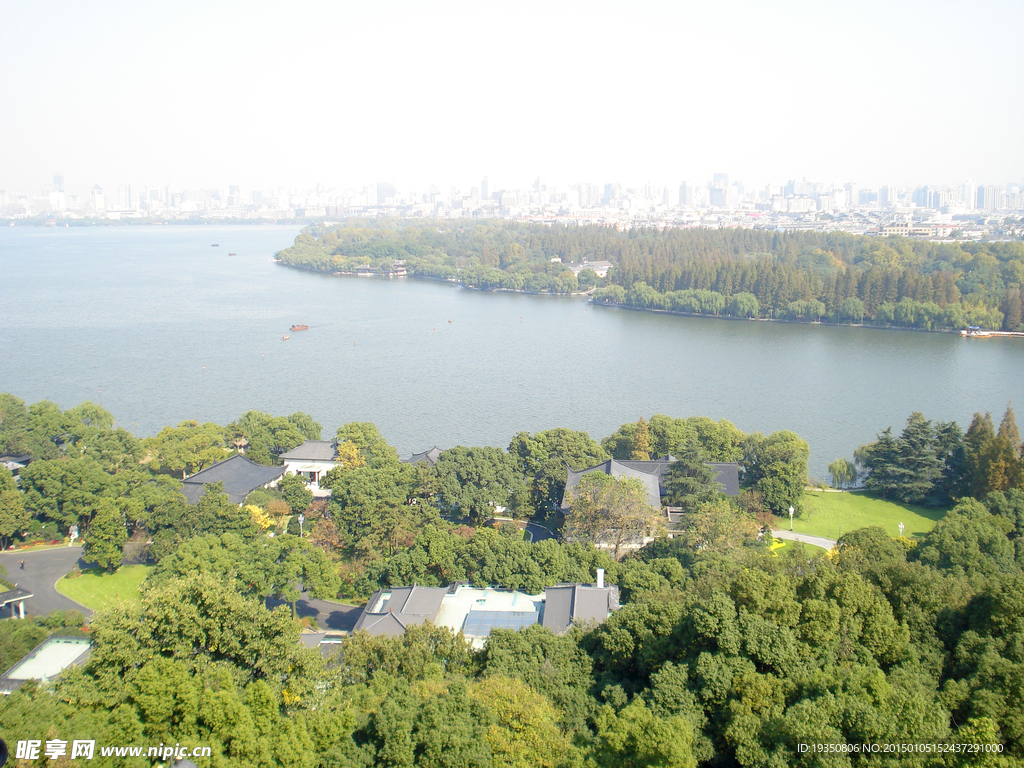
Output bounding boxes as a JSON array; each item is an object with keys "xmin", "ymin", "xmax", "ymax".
[
  {"xmin": 525, "ymin": 522, "xmax": 556, "ymax": 542},
  {"xmin": 0, "ymin": 546, "xmax": 92, "ymax": 618},
  {"xmin": 265, "ymin": 590, "xmax": 362, "ymax": 631},
  {"xmin": 771, "ymin": 529, "xmax": 837, "ymax": 551}
]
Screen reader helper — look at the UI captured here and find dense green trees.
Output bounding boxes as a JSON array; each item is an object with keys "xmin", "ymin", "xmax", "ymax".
[
  {"xmin": 602, "ymin": 415, "xmax": 744, "ymax": 462},
  {"xmin": 277, "ymin": 221, "xmax": 1024, "ymax": 331},
  {"xmin": 151, "ymin": 532, "xmax": 342, "ymax": 609},
  {"xmin": 433, "ymin": 446, "xmax": 530, "ymax": 522},
  {"xmin": 860, "ymin": 413, "xmax": 944, "ymax": 503},
  {"xmin": 226, "ymin": 411, "xmax": 320, "ymax": 465},
  {"xmin": 5, "ymin": 401, "xmax": 1024, "ymax": 765},
  {"xmin": 661, "ymin": 446, "xmax": 722, "ymax": 510},
  {"xmin": 740, "ymin": 431, "xmax": 809, "ymax": 514},
  {"xmin": 0, "ymin": 466, "xmax": 30, "ymax": 549},
  {"xmin": 143, "ymin": 420, "xmax": 229, "ymax": 477},
  {"xmin": 856, "ymin": 407, "xmax": 1022, "ymax": 505},
  {"xmin": 508, "ymin": 428, "xmax": 609, "ymax": 515},
  {"xmin": 13, "ymin": 397, "xmax": 1024, "ymax": 764},
  {"xmin": 82, "ymin": 498, "xmax": 128, "ymax": 571}
]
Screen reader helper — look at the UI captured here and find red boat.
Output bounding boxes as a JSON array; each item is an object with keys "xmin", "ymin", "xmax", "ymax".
[{"xmin": 290, "ymin": 324, "xmax": 309, "ymax": 331}]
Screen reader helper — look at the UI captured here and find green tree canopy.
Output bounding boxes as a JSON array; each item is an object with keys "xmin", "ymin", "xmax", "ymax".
[
  {"xmin": 508, "ymin": 428, "xmax": 608, "ymax": 515},
  {"xmin": 741, "ymin": 431, "xmax": 809, "ymax": 515},
  {"xmin": 143, "ymin": 420, "xmax": 229, "ymax": 478},
  {"xmin": 433, "ymin": 446, "xmax": 530, "ymax": 523},
  {"xmin": 227, "ymin": 410, "xmax": 309, "ymax": 466},
  {"xmin": 82, "ymin": 497, "xmax": 127, "ymax": 572},
  {"xmin": 661, "ymin": 445, "xmax": 722, "ymax": 510}
]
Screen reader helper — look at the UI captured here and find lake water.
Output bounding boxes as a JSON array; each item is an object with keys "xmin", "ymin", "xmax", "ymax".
[{"xmin": 2, "ymin": 224, "xmax": 1022, "ymax": 479}]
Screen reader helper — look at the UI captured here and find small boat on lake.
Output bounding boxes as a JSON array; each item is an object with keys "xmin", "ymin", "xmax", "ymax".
[
  {"xmin": 212, "ymin": 244, "xmax": 220, "ymax": 247},
  {"xmin": 228, "ymin": 252, "xmax": 237, "ymax": 256},
  {"xmin": 282, "ymin": 335, "xmax": 290, "ymax": 341},
  {"xmin": 290, "ymin": 324, "xmax": 309, "ymax": 331}
]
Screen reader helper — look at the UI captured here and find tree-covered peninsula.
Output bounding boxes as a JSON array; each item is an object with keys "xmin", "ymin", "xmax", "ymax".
[{"xmin": 276, "ymin": 219, "xmax": 1024, "ymax": 331}]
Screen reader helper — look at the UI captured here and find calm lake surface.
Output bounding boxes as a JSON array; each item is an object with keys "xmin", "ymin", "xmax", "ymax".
[{"xmin": 2, "ymin": 224, "xmax": 1022, "ymax": 478}]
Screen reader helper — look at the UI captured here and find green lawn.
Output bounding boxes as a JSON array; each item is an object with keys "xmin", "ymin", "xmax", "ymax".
[
  {"xmin": 771, "ymin": 539, "xmax": 828, "ymax": 556},
  {"xmin": 793, "ymin": 490, "xmax": 948, "ymax": 541},
  {"xmin": 55, "ymin": 564, "xmax": 154, "ymax": 611}
]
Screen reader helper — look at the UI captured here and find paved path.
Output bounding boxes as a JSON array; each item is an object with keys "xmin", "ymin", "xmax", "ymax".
[
  {"xmin": 525, "ymin": 522, "xmax": 556, "ymax": 542},
  {"xmin": 772, "ymin": 530, "xmax": 838, "ymax": 550},
  {"xmin": 266, "ymin": 590, "xmax": 363, "ymax": 631},
  {"xmin": 0, "ymin": 546, "xmax": 91, "ymax": 618}
]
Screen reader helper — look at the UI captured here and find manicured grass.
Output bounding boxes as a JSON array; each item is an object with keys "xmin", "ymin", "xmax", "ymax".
[
  {"xmin": 794, "ymin": 490, "xmax": 948, "ymax": 541},
  {"xmin": 771, "ymin": 539, "xmax": 828, "ymax": 556},
  {"xmin": 55, "ymin": 564, "xmax": 154, "ymax": 611}
]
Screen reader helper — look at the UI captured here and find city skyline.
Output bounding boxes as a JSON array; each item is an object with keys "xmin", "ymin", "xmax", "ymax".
[{"xmin": 2, "ymin": 0, "xmax": 1022, "ymax": 194}]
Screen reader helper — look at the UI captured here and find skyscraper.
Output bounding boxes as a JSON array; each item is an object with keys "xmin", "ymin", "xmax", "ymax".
[
  {"xmin": 481, "ymin": 176, "xmax": 490, "ymax": 201},
  {"xmin": 962, "ymin": 180, "xmax": 976, "ymax": 211},
  {"xmin": 678, "ymin": 182, "xmax": 693, "ymax": 206}
]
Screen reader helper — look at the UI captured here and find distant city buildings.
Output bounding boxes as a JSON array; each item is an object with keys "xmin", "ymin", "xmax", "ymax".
[{"xmin": 2, "ymin": 172, "xmax": 1021, "ymax": 241}]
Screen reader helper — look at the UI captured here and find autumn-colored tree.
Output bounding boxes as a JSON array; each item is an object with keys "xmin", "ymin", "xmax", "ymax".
[
  {"xmin": 564, "ymin": 474, "xmax": 663, "ymax": 559},
  {"xmin": 631, "ymin": 417, "xmax": 652, "ymax": 461}
]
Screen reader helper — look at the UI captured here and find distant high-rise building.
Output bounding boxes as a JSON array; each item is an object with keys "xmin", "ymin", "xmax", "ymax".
[
  {"xmin": 912, "ymin": 186, "xmax": 931, "ymax": 208},
  {"xmin": 578, "ymin": 183, "xmax": 600, "ymax": 207},
  {"xmin": 481, "ymin": 176, "xmax": 490, "ymax": 201},
  {"xmin": 846, "ymin": 183, "xmax": 860, "ymax": 208},
  {"xmin": 53, "ymin": 175, "xmax": 64, "ymax": 193},
  {"xmin": 377, "ymin": 182, "xmax": 397, "ymax": 205},
  {"xmin": 859, "ymin": 188, "xmax": 877, "ymax": 206},
  {"xmin": 709, "ymin": 186, "xmax": 738, "ymax": 207},
  {"xmin": 978, "ymin": 185, "xmax": 1003, "ymax": 212},
  {"xmin": 712, "ymin": 172, "xmax": 729, "ymax": 187},
  {"xmin": 91, "ymin": 185, "xmax": 105, "ymax": 212},
  {"xmin": 679, "ymin": 182, "xmax": 694, "ymax": 206},
  {"xmin": 117, "ymin": 184, "xmax": 132, "ymax": 209},
  {"xmin": 963, "ymin": 179, "xmax": 977, "ymax": 211}
]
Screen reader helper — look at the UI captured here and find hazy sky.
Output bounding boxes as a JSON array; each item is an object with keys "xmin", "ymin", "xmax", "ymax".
[{"xmin": 2, "ymin": 0, "xmax": 1021, "ymax": 196}]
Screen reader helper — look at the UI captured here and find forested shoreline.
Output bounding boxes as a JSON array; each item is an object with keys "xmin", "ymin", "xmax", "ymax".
[
  {"xmin": 274, "ymin": 220, "xmax": 1024, "ymax": 332},
  {"xmin": 3, "ymin": 394, "xmax": 1024, "ymax": 766}
]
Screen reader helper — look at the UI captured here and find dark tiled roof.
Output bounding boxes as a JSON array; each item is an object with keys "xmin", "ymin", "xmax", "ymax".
[
  {"xmin": 563, "ymin": 459, "xmax": 663, "ymax": 509},
  {"xmin": 540, "ymin": 586, "xmax": 574, "ymax": 634},
  {"xmin": 352, "ymin": 585, "xmax": 449, "ymax": 637},
  {"xmin": 280, "ymin": 441, "xmax": 337, "ymax": 462},
  {"xmin": 561, "ymin": 458, "xmax": 741, "ymax": 509},
  {"xmin": 299, "ymin": 631, "xmax": 327, "ymax": 649},
  {"xmin": 707, "ymin": 462, "xmax": 741, "ymax": 497},
  {"xmin": 542, "ymin": 584, "xmax": 619, "ymax": 634},
  {"xmin": 402, "ymin": 446, "xmax": 442, "ymax": 467},
  {"xmin": 181, "ymin": 454, "xmax": 285, "ymax": 505}
]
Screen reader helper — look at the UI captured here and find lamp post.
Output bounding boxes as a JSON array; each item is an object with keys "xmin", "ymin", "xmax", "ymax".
[
  {"xmin": 298, "ymin": 513, "xmax": 305, "ymax": 538},
  {"xmin": 789, "ymin": 506, "xmax": 794, "ymax": 531}
]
